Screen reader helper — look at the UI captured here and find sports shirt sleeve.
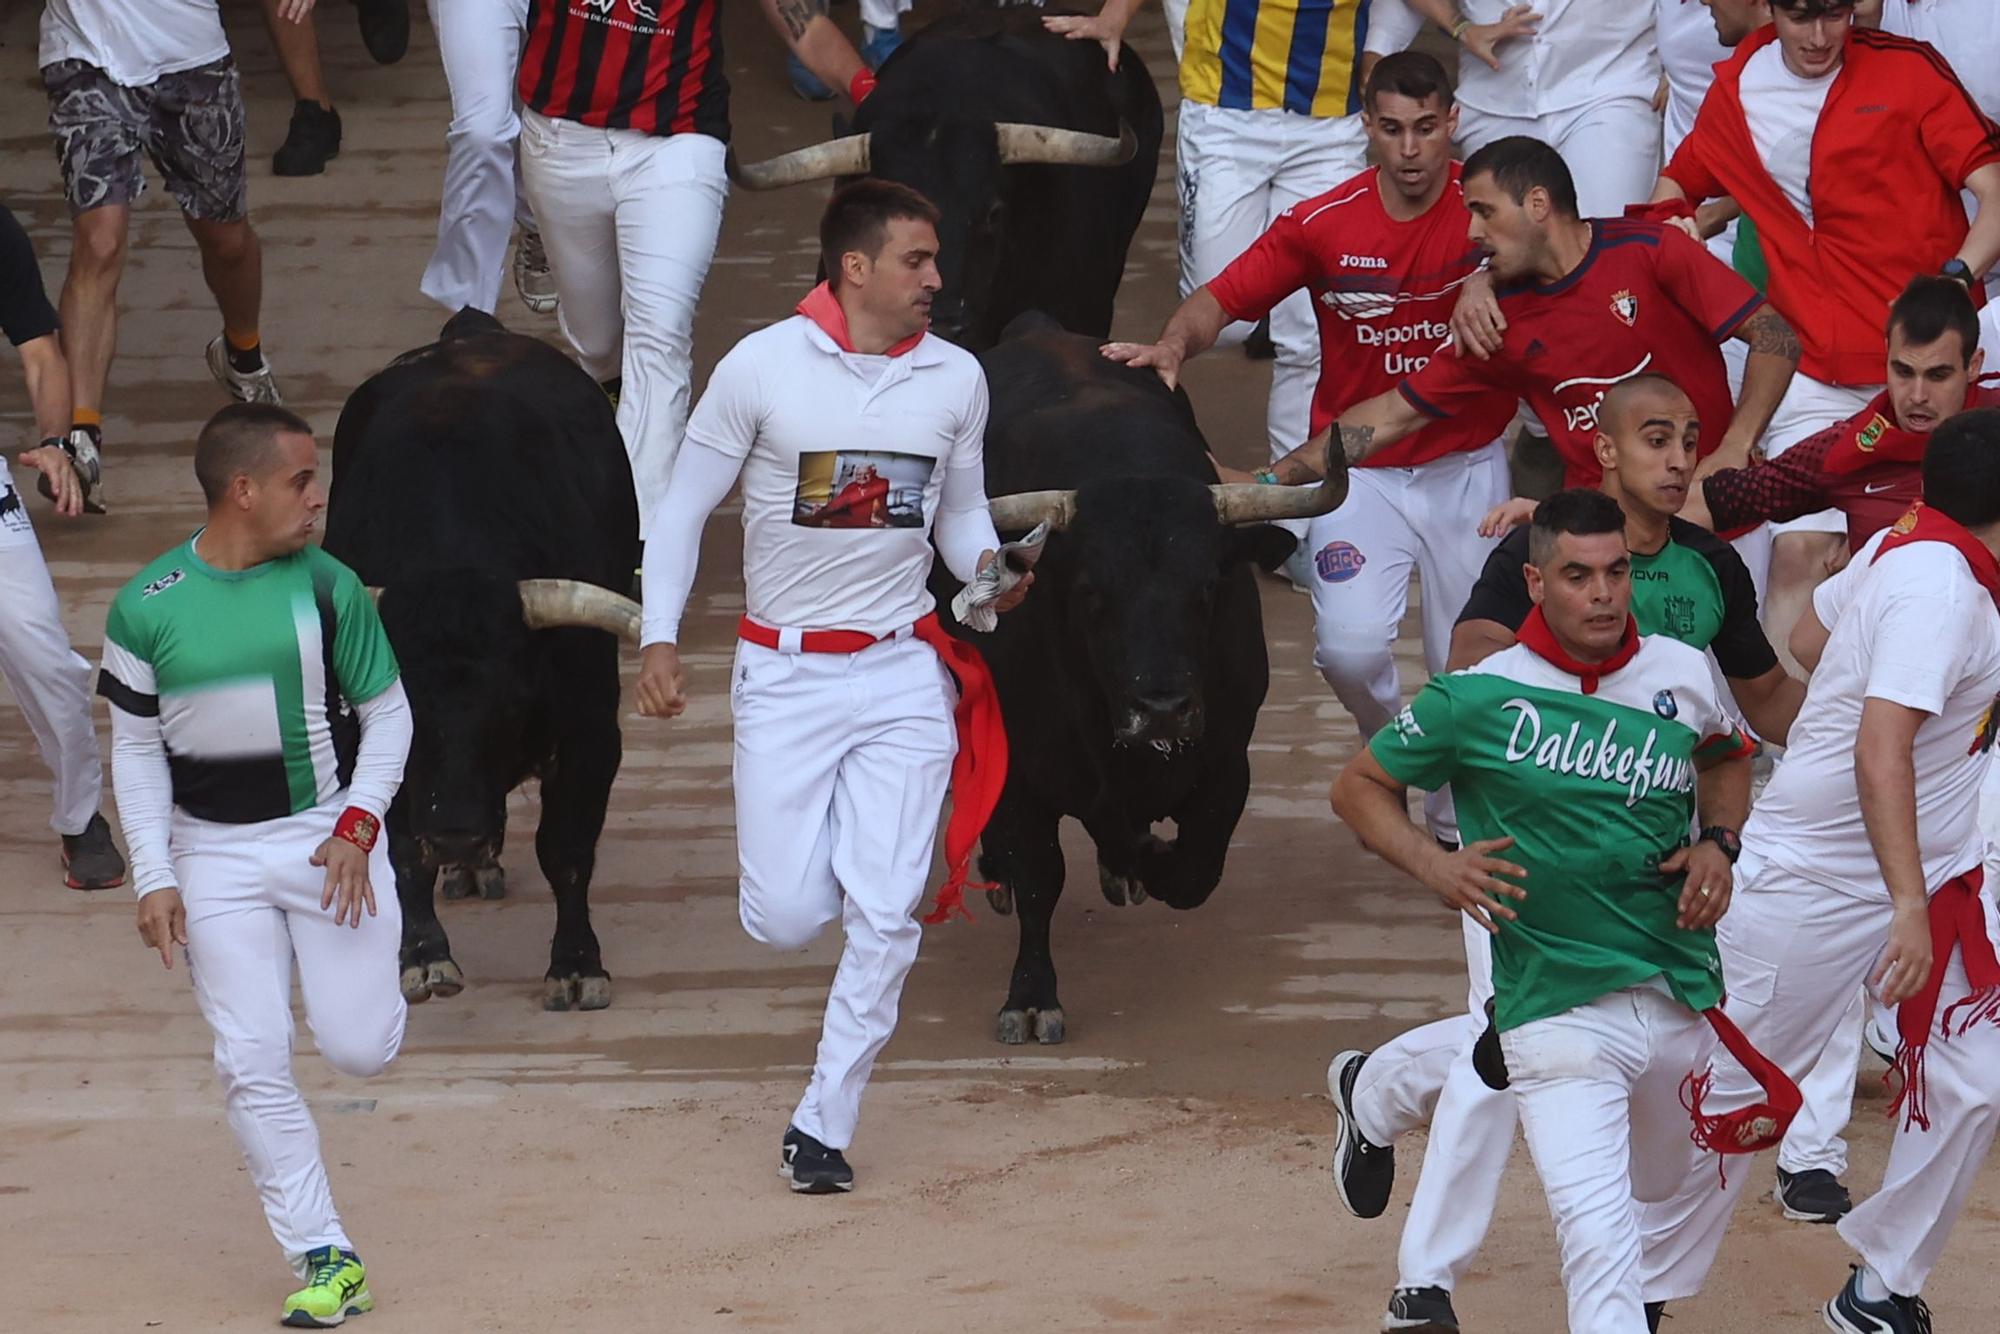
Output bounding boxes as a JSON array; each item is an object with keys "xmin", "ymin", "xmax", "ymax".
[
  {"xmin": 681, "ymin": 342, "xmax": 765, "ymax": 460},
  {"xmin": 99, "ymin": 590, "xmax": 175, "ymax": 897},
  {"xmin": 0, "ymin": 204, "xmax": 58, "ymax": 347},
  {"xmin": 331, "ymin": 563, "xmax": 401, "ymax": 704},
  {"xmin": 1454, "ymin": 526, "xmax": 1532, "ymax": 631},
  {"xmin": 931, "ymin": 371, "xmax": 999, "ymax": 584},
  {"xmin": 1398, "ymin": 339, "xmax": 1511, "ymax": 423},
  {"xmin": 1206, "ymin": 210, "xmax": 1317, "ymax": 325},
  {"xmin": 1362, "ymin": 0, "xmax": 1423, "ymax": 55},
  {"xmin": 1915, "ymin": 58, "xmax": 2000, "ymax": 188},
  {"xmin": 1702, "ymin": 425, "xmax": 1834, "ymax": 532},
  {"xmin": 1697, "ymin": 536, "xmax": 1781, "ymax": 681},
  {"xmin": 1653, "ymin": 223, "xmax": 1762, "ymax": 343},
  {"xmin": 1367, "ymin": 677, "xmax": 1459, "ymax": 792}
]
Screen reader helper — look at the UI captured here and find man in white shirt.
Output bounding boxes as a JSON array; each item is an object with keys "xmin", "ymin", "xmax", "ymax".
[
  {"xmin": 633, "ymin": 181, "xmax": 1028, "ymax": 1194},
  {"xmin": 1638, "ymin": 410, "xmax": 2000, "ymax": 1334},
  {"xmin": 39, "ymin": 0, "xmax": 287, "ymax": 510},
  {"xmin": 1868, "ymin": 0, "xmax": 2000, "ymax": 120}
]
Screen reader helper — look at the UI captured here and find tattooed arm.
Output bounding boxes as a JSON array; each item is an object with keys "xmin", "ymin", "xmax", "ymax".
[
  {"xmin": 1702, "ymin": 302, "xmax": 1801, "ymax": 477},
  {"xmin": 759, "ymin": 0, "xmax": 867, "ymax": 99},
  {"xmin": 1252, "ymin": 389, "xmax": 1429, "ymax": 486}
]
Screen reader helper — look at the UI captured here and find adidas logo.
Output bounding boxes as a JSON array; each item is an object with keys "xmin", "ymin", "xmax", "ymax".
[{"xmin": 1525, "ymin": 339, "xmax": 1548, "ymax": 360}]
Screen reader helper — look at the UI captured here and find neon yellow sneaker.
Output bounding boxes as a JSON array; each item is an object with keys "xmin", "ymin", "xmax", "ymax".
[{"xmin": 281, "ymin": 1246, "xmax": 372, "ymax": 1327}]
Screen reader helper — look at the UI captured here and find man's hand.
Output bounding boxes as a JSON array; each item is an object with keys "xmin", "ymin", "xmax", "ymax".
[
  {"xmin": 19, "ymin": 443, "xmax": 81, "ymax": 517},
  {"xmin": 1873, "ymin": 901, "xmax": 1934, "ymax": 1005},
  {"xmin": 1478, "ymin": 495, "xmax": 1536, "ymax": 538},
  {"xmin": 636, "ymin": 643, "xmax": 687, "ymax": 718},
  {"xmin": 137, "ymin": 887, "xmax": 188, "ymax": 968},
  {"xmin": 1693, "ymin": 430, "xmax": 1762, "ymax": 481},
  {"xmin": 1662, "ymin": 842, "xmax": 1733, "ymax": 929},
  {"xmin": 1043, "ymin": 9, "xmax": 1129, "ymax": 70},
  {"xmin": 1459, "ymin": 4, "xmax": 1540, "ymax": 71},
  {"xmin": 1418, "ymin": 835, "xmax": 1527, "ymax": 933},
  {"xmin": 312, "ymin": 836, "xmax": 376, "ymax": 927},
  {"xmin": 276, "ymin": 0, "xmax": 318, "ymax": 20},
  {"xmin": 977, "ymin": 550, "xmax": 1034, "ymax": 613},
  {"xmin": 1101, "ymin": 339, "xmax": 1185, "ymax": 389},
  {"xmin": 1450, "ymin": 270, "xmax": 1506, "ymax": 360}
]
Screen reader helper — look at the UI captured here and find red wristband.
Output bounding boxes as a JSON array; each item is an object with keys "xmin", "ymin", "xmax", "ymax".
[
  {"xmin": 334, "ymin": 806, "xmax": 381, "ymax": 853},
  {"xmin": 849, "ymin": 67, "xmax": 877, "ymax": 104}
]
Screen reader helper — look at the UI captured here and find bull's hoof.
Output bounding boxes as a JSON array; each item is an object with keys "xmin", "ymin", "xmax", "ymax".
[
  {"xmin": 995, "ymin": 1006, "xmax": 1065, "ymax": 1045},
  {"xmin": 985, "ymin": 883, "xmax": 1015, "ymax": 915},
  {"xmin": 400, "ymin": 958, "xmax": 464, "ymax": 1003},
  {"xmin": 1098, "ymin": 862, "xmax": 1148, "ymax": 907},
  {"xmin": 544, "ymin": 973, "xmax": 613, "ymax": 1011},
  {"xmin": 441, "ymin": 867, "xmax": 475, "ymax": 900},
  {"xmin": 476, "ymin": 865, "xmax": 507, "ymax": 900}
]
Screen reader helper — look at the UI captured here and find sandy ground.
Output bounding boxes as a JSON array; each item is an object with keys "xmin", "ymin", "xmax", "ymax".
[{"xmin": 3, "ymin": 3, "xmax": 1998, "ymax": 1331}]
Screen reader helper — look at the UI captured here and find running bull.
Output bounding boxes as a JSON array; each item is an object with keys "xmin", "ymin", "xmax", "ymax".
[
  {"xmin": 951, "ymin": 322, "xmax": 1346, "ymax": 1043},
  {"xmin": 324, "ymin": 310, "xmax": 644, "ymax": 1011},
  {"xmin": 727, "ymin": 3, "xmax": 1163, "ymax": 349}
]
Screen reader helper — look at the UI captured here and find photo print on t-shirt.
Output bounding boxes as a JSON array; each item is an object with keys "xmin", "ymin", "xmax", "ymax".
[{"xmin": 792, "ymin": 449, "xmax": 934, "ymax": 530}]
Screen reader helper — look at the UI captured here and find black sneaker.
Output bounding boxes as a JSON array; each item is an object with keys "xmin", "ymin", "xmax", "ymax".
[
  {"xmin": 779, "ymin": 1125, "xmax": 853, "ymax": 1194},
  {"xmin": 63, "ymin": 812, "xmax": 127, "ymax": 891},
  {"xmin": 274, "ymin": 101, "xmax": 342, "ymax": 177},
  {"xmin": 1824, "ymin": 1265, "xmax": 1932, "ymax": 1334},
  {"xmin": 1382, "ymin": 1286, "xmax": 1457, "ymax": 1332},
  {"xmin": 1775, "ymin": 1165, "xmax": 1853, "ymax": 1223},
  {"xmin": 1328, "ymin": 1049, "xmax": 1395, "ymax": 1219},
  {"xmin": 1647, "ymin": 1301, "xmax": 1665, "ymax": 1332},
  {"xmin": 355, "ymin": 0, "xmax": 410, "ymax": 64}
]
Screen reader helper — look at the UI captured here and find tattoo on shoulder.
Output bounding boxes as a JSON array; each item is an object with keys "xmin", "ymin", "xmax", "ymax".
[
  {"xmin": 774, "ymin": 0, "xmax": 824, "ymax": 40},
  {"xmin": 1742, "ymin": 306, "xmax": 1801, "ymax": 361}
]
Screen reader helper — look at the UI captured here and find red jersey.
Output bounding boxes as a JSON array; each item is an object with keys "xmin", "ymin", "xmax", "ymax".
[
  {"xmin": 518, "ymin": 0, "xmax": 728, "ymax": 140},
  {"xmin": 1399, "ymin": 219, "xmax": 1762, "ymax": 488},
  {"xmin": 1207, "ymin": 165, "xmax": 1516, "ymax": 468},
  {"xmin": 1705, "ymin": 379, "xmax": 2000, "ymax": 552}
]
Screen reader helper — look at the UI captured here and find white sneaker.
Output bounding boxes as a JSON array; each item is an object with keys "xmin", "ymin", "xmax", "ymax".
[
  {"xmin": 205, "ymin": 336, "xmax": 284, "ymax": 405},
  {"xmin": 514, "ymin": 230, "xmax": 558, "ymax": 314}
]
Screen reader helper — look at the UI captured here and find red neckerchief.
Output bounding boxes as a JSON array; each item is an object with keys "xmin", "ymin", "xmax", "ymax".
[
  {"xmin": 1823, "ymin": 378, "xmax": 2000, "ymax": 476},
  {"xmin": 1514, "ymin": 606, "xmax": 1639, "ymax": 695},
  {"xmin": 1872, "ymin": 502, "xmax": 2000, "ymax": 613},
  {"xmin": 795, "ymin": 282, "xmax": 926, "ymax": 358},
  {"xmin": 1886, "ymin": 866, "xmax": 2000, "ymax": 1131}
]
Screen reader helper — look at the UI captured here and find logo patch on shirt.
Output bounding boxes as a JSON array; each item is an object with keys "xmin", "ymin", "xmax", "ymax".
[
  {"xmin": 1854, "ymin": 414, "xmax": 1890, "ymax": 453},
  {"xmin": 1653, "ymin": 689, "xmax": 1679, "ymax": 720},
  {"xmin": 1609, "ymin": 290, "xmax": 1639, "ymax": 327},
  {"xmin": 1315, "ymin": 541, "xmax": 1368, "ymax": 583},
  {"xmin": 1661, "ymin": 593, "xmax": 1697, "ymax": 638},
  {"xmin": 791, "ymin": 450, "xmax": 935, "ymax": 530},
  {"xmin": 1340, "ymin": 253, "xmax": 1388, "ymax": 270},
  {"xmin": 1525, "ymin": 338, "xmax": 1549, "ymax": 361},
  {"xmin": 1891, "ymin": 505, "xmax": 1922, "ymax": 536},
  {"xmin": 1390, "ymin": 704, "xmax": 1425, "ymax": 742},
  {"xmin": 142, "ymin": 568, "xmax": 186, "ymax": 598}
]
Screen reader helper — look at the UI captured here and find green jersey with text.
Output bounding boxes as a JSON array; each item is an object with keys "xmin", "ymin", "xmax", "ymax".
[
  {"xmin": 98, "ymin": 534, "xmax": 400, "ymax": 824},
  {"xmin": 1370, "ymin": 634, "xmax": 1752, "ymax": 1031}
]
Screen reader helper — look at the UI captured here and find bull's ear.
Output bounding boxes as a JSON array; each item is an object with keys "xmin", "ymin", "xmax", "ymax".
[{"xmin": 1224, "ymin": 523, "xmax": 1298, "ymax": 573}]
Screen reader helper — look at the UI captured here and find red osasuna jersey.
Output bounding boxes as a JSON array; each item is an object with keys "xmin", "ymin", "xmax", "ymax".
[
  {"xmin": 519, "ymin": 0, "xmax": 728, "ymax": 140},
  {"xmin": 1399, "ymin": 219, "xmax": 1764, "ymax": 487},
  {"xmin": 1207, "ymin": 164, "xmax": 1516, "ymax": 468}
]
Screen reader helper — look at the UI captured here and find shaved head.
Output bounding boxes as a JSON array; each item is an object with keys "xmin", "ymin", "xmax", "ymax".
[
  {"xmin": 1600, "ymin": 374, "xmax": 1697, "ymax": 437},
  {"xmin": 194, "ymin": 403, "xmax": 314, "ymax": 505}
]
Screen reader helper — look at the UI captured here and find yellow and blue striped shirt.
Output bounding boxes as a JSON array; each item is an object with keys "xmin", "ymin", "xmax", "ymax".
[{"xmin": 1180, "ymin": 0, "xmax": 1372, "ymax": 118}]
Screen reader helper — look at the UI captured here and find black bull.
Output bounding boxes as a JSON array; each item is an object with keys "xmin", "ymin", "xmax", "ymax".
[
  {"xmin": 938, "ymin": 323, "xmax": 1347, "ymax": 1043},
  {"xmin": 323, "ymin": 311, "xmax": 642, "ymax": 1011}
]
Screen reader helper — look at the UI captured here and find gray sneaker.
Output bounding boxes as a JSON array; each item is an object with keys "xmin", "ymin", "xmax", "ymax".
[
  {"xmin": 205, "ymin": 336, "xmax": 284, "ymax": 405},
  {"xmin": 514, "ymin": 230, "xmax": 558, "ymax": 314}
]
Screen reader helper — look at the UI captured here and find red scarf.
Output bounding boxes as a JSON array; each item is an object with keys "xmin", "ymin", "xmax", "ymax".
[
  {"xmin": 1822, "ymin": 379, "xmax": 2000, "ymax": 476},
  {"xmin": 1514, "ymin": 606, "xmax": 1639, "ymax": 695},
  {"xmin": 796, "ymin": 282, "xmax": 927, "ymax": 358},
  {"xmin": 1871, "ymin": 502, "xmax": 2000, "ymax": 613},
  {"xmin": 909, "ymin": 616, "xmax": 1009, "ymax": 924},
  {"xmin": 1885, "ymin": 867, "xmax": 2000, "ymax": 1130}
]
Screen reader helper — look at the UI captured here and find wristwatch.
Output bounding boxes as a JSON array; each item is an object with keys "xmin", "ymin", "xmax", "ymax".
[
  {"xmin": 1942, "ymin": 258, "xmax": 1977, "ymax": 288},
  {"xmin": 1698, "ymin": 825, "xmax": 1742, "ymax": 864}
]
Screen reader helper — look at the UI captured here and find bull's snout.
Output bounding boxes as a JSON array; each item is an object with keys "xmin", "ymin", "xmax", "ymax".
[{"xmin": 1117, "ymin": 687, "xmax": 1204, "ymax": 745}]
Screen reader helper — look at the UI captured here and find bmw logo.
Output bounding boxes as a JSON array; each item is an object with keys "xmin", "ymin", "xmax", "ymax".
[{"xmin": 1653, "ymin": 689, "xmax": 1678, "ymax": 719}]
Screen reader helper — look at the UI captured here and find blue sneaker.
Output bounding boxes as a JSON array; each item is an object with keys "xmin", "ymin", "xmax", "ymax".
[
  {"xmin": 861, "ymin": 22, "xmax": 902, "ymax": 69},
  {"xmin": 1824, "ymin": 1266, "xmax": 1931, "ymax": 1334},
  {"xmin": 786, "ymin": 52, "xmax": 834, "ymax": 101}
]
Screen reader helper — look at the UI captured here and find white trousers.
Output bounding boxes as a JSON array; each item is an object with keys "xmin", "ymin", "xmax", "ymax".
[
  {"xmin": 858, "ymin": 0, "xmax": 910, "ymax": 31},
  {"xmin": 1456, "ymin": 97, "xmax": 1662, "ymax": 221},
  {"xmin": 1506, "ymin": 985, "xmax": 1718, "ymax": 1334},
  {"xmin": 420, "ymin": 0, "xmax": 535, "ymax": 315},
  {"xmin": 518, "ymin": 109, "xmax": 727, "ymax": 534},
  {"xmin": 1639, "ymin": 859, "xmax": 2000, "ymax": 1301},
  {"xmin": 730, "ymin": 633, "xmax": 958, "ymax": 1151},
  {"xmin": 0, "ymin": 461, "xmax": 102, "ymax": 836},
  {"xmin": 1176, "ymin": 100, "xmax": 1369, "ymax": 458},
  {"xmin": 177, "ymin": 797, "xmax": 405, "ymax": 1268}
]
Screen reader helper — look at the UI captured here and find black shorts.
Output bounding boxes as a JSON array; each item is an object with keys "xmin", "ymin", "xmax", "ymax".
[{"xmin": 43, "ymin": 57, "xmax": 248, "ymax": 222}]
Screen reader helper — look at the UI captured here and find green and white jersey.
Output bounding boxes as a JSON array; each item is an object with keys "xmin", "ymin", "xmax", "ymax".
[
  {"xmin": 1370, "ymin": 632, "xmax": 1752, "ymax": 1032},
  {"xmin": 98, "ymin": 533, "xmax": 401, "ymax": 825}
]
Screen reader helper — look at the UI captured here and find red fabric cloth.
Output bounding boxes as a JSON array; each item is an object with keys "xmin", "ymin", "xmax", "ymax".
[
  {"xmin": 1512, "ymin": 607, "xmax": 1639, "ymax": 694},
  {"xmin": 796, "ymin": 281, "xmax": 926, "ymax": 357},
  {"xmin": 848, "ymin": 68, "xmax": 877, "ymax": 104},
  {"xmin": 736, "ymin": 613, "xmax": 1008, "ymax": 925},
  {"xmin": 1661, "ymin": 26, "xmax": 2000, "ymax": 384},
  {"xmin": 1682, "ymin": 1007, "xmax": 1805, "ymax": 1156},
  {"xmin": 1887, "ymin": 866, "xmax": 2000, "ymax": 1131},
  {"xmin": 1871, "ymin": 501, "xmax": 2000, "ymax": 612}
]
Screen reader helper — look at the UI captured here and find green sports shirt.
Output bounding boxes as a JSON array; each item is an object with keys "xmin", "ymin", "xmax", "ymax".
[
  {"xmin": 98, "ymin": 534, "xmax": 401, "ymax": 825},
  {"xmin": 1369, "ymin": 633, "xmax": 1752, "ymax": 1032}
]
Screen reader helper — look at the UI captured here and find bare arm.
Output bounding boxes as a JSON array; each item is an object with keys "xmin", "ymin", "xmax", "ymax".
[
  {"xmin": 1329, "ymin": 748, "xmax": 1527, "ymax": 932},
  {"xmin": 1261, "ymin": 390, "xmax": 1428, "ymax": 485},
  {"xmin": 1856, "ymin": 698, "xmax": 1935, "ymax": 1003},
  {"xmin": 760, "ymin": 0, "xmax": 866, "ymax": 99},
  {"xmin": 1447, "ymin": 619, "xmax": 1516, "ymax": 672},
  {"xmin": 1713, "ymin": 304, "xmax": 1800, "ymax": 470},
  {"xmin": 15, "ymin": 334, "xmax": 72, "ymax": 441},
  {"xmin": 1955, "ymin": 163, "xmax": 2000, "ymax": 280},
  {"xmin": 1401, "ymin": 0, "xmax": 1541, "ymax": 70},
  {"xmin": 1100, "ymin": 287, "xmax": 1232, "ymax": 390},
  {"xmin": 1788, "ymin": 602, "xmax": 1832, "ymax": 674},
  {"xmin": 1725, "ymin": 665, "xmax": 1803, "ymax": 748},
  {"xmin": 1043, "ymin": 0, "xmax": 1144, "ymax": 70}
]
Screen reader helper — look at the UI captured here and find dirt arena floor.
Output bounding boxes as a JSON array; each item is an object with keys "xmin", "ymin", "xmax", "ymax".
[{"xmin": 5, "ymin": 4, "xmax": 1999, "ymax": 1331}]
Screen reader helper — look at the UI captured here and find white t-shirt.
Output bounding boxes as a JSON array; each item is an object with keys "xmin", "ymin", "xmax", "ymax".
[
  {"xmin": 1880, "ymin": 0, "xmax": 2000, "ymax": 121},
  {"xmin": 1362, "ymin": 0, "xmax": 1423, "ymax": 58},
  {"xmin": 40, "ymin": 0, "xmax": 230, "ymax": 89},
  {"xmin": 1446, "ymin": 0, "xmax": 1660, "ymax": 118},
  {"xmin": 1654, "ymin": 0, "xmax": 1730, "ymax": 162},
  {"xmin": 681, "ymin": 316, "xmax": 989, "ymax": 637},
  {"xmin": 1738, "ymin": 41, "xmax": 1836, "ymax": 228},
  {"xmin": 1746, "ymin": 530, "xmax": 2000, "ymax": 899}
]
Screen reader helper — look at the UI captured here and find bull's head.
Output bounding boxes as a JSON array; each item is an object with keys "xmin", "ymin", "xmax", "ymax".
[
  {"xmin": 372, "ymin": 577, "xmax": 640, "ymax": 868},
  {"xmin": 987, "ymin": 447, "xmax": 1349, "ymax": 746},
  {"xmin": 726, "ymin": 116, "xmax": 1135, "ymax": 346}
]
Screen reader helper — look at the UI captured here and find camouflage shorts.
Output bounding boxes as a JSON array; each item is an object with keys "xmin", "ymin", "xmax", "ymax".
[{"xmin": 44, "ymin": 57, "xmax": 247, "ymax": 222}]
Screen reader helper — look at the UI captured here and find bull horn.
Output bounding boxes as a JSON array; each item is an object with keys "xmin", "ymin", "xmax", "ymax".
[
  {"xmin": 1210, "ymin": 437, "xmax": 1350, "ymax": 526},
  {"xmin": 518, "ymin": 579, "xmax": 643, "ymax": 643},
  {"xmin": 993, "ymin": 122, "xmax": 1136, "ymax": 168},
  {"xmin": 988, "ymin": 489, "xmax": 1078, "ymax": 534},
  {"xmin": 725, "ymin": 135, "xmax": 872, "ymax": 191}
]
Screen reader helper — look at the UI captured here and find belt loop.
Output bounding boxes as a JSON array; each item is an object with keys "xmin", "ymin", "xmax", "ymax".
[{"xmin": 778, "ymin": 626, "xmax": 804, "ymax": 654}]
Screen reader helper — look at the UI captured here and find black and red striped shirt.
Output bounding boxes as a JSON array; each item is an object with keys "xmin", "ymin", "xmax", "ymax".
[{"xmin": 518, "ymin": 0, "xmax": 729, "ymax": 141}]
